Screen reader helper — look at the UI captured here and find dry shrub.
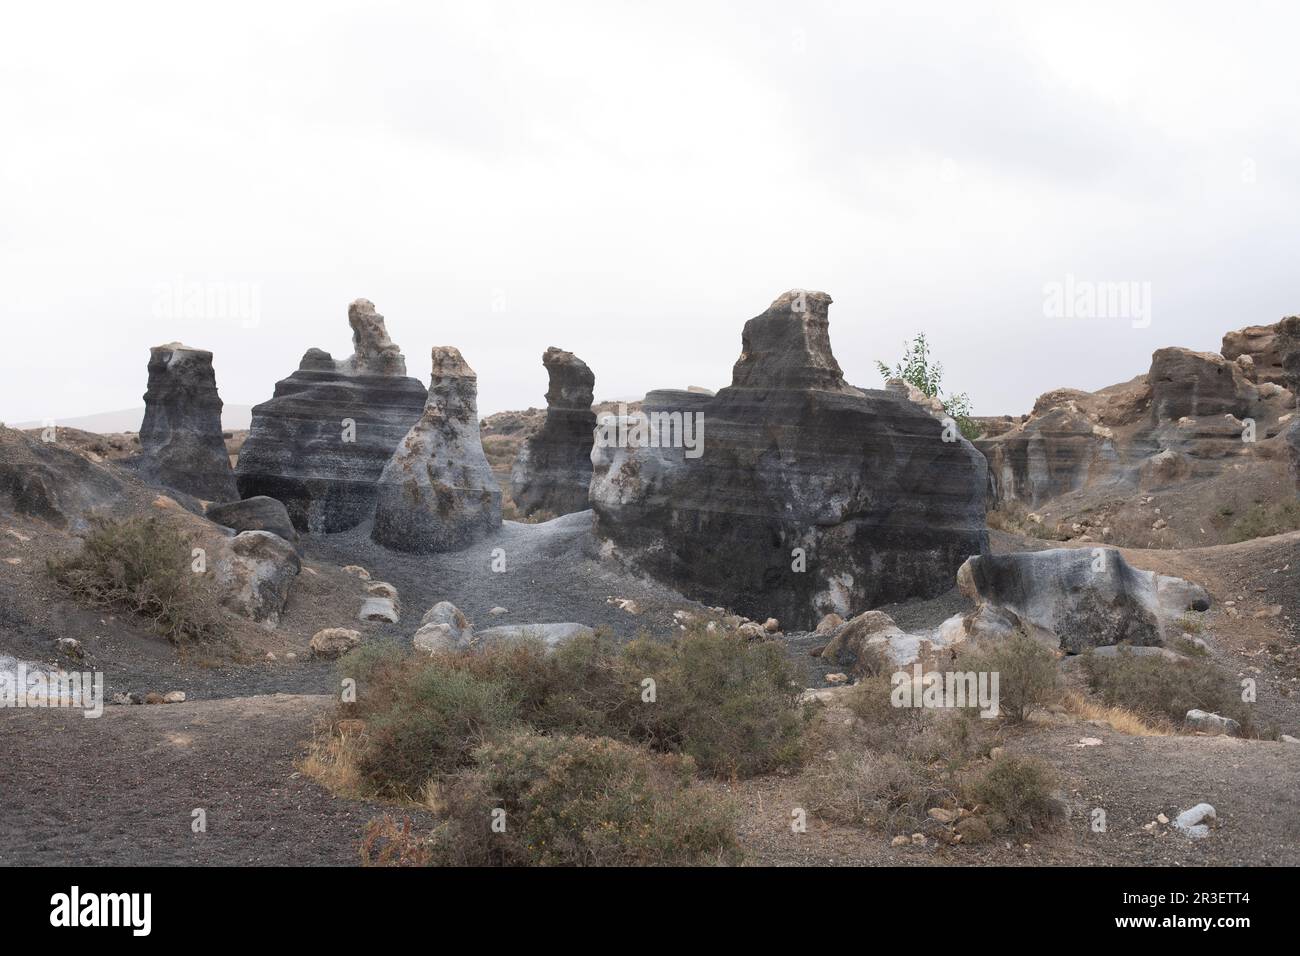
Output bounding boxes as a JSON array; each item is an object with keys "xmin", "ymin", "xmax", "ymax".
[
  {"xmin": 962, "ymin": 753, "xmax": 1060, "ymax": 833},
  {"xmin": 46, "ymin": 516, "xmax": 227, "ymax": 643},
  {"xmin": 956, "ymin": 633, "xmax": 1060, "ymax": 723},
  {"xmin": 430, "ymin": 731, "xmax": 741, "ymax": 866},
  {"xmin": 1081, "ymin": 647, "xmax": 1255, "ymax": 735},
  {"xmin": 359, "ymin": 815, "xmax": 434, "ymax": 867}
]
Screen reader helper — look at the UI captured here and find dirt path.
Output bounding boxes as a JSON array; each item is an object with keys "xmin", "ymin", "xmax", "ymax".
[{"xmin": 0, "ymin": 694, "xmax": 421, "ymax": 866}]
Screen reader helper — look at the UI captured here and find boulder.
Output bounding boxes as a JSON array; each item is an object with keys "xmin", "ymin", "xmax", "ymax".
[
  {"xmin": 213, "ymin": 530, "xmax": 301, "ymax": 627},
  {"xmin": 510, "ymin": 347, "xmax": 597, "ymax": 517},
  {"xmin": 412, "ymin": 600, "xmax": 473, "ymax": 654},
  {"xmin": 1172, "ymin": 803, "xmax": 1217, "ymax": 839},
  {"xmin": 1185, "ymin": 709, "xmax": 1241, "ymax": 736},
  {"xmin": 1149, "ymin": 348, "xmax": 1259, "ymax": 422},
  {"xmin": 590, "ymin": 290, "xmax": 988, "ymax": 629},
  {"xmin": 134, "ymin": 343, "xmax": 238, "ymax": 502},
  {"xmin": 235, "ymin": 299, "xmax": 427, "ymax": 532},
  {"xmin": 204, "ymin": 496, "xmax": 299, "ymax": 550},
  {"xmin": 956, "ymin": 547, "xmax": 1210, "ymax": 653},
  {"xmin": 371, "ymin": 347, "xmax": 502, "ymax": 553},
  {"xmin": 475, "ymin": 622, "xmax": 594, "ymax": 650},
  {"xmin": 821, "ymin": 610, "xmax": 901, "ymax": 674},
  {"xmin": 1221, "ymin": 316, "xmax": 1300, "ymax": 392},
  {"xmin": 310, "ymin": 627, "xmax": 361, "ymax": 659}
]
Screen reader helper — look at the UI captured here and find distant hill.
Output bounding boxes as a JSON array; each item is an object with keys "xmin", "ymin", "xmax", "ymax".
[{"xmin": 10, "ymin": 405, "xmax": 254, "ymax": 434}]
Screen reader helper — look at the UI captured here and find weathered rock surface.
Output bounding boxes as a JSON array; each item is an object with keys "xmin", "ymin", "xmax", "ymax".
[
  {"xmin": 475, "ymin": 622, "xmax": 595, "ymax": 650},
  {"xmin": 0, "ymin": 427, "xmax": 130, "ymax": 531},
  {"xmin": 1287, "ymin": 419, "xmax": 1300, "ymax": 493},
  {"xmin": 591, "ymin": 290, "xmax": 989, "ymax": 630},
  {"xmin": 510, "ymin": 347, "xmax": 597, "ymax": 517},
  {"xmin": 235, "ymin": 300, "xmax": 427, "ymax": 533},
  {"xmin": 1149, "ymin": 347, "xmax": 1259, "ymax": 422},
  {"xmin": 212, "ymin": 530, "xmax": 301, "ymax": 627},
  {"xmin": 372, "ymin": 347, "xmax": 502, "ymax": 553},
  {"xmin": 412, "ymin": 600, "xmax": 472, "ymax": 653},
  {"xmin": 204, "ymin": 496, "xmax": 299, "ymax": 551},
  {"xmin": 955, "ymin": 547, "xmax": 1210, "ymax": 653},
  {"xmin": 310, "ymin": 627, "xmax": 361, "ymax": 659},
  {"xmin": 1185, "ymin": 709, "xmax": 1241, "ymax": 736},
  {"xmin": 134, "ymin": 343, "xmax": 238, "ymax": 502},
  {"xmin": 978, "ymin": 332, "xmax": 1297, "ymax": 547},
  {"xmin": 1221, "ymin": 316, "xmax": 1300, "ymax": 392}
]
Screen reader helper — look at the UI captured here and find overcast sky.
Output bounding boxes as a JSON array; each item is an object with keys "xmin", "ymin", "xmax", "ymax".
[{"xmin": 3, "ymin": 0, "xmax": 1298, "ymax": 427}]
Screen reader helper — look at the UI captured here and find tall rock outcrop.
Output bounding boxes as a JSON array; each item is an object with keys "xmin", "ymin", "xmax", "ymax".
[
  {"xmin": 510, "ymin": 347, "xmax": 597, "ymax": 517},
  {"xmin": 235, "ymin": 300, "xmax": 427, "ymax": 533},
  {"xmin": 135, "ymin": 343, "xmax": 238, "ymax": 502},
  {"xmin": 590, "ymin": 290, "xmax": 989, "ymax": 630},
  {"xmin": 1149, "ymin": 347, "xmax": 1259, "ymax": 421},
  {"xmin": 372, "ymin": 347, "xmax": 502, "ymax": 552},
  {"xmin": 1221, "ymin": 316, "xmax": 1300, "ymax": 394}
]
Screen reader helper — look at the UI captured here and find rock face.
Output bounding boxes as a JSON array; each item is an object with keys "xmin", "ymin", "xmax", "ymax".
[
  {"xmin": 235, "ymin": 300, "xmax": 427, "ymax": 533},
  {"xmin": 955, "ymin": 547, "xmax": 1210, "ymax": 653},
  {"xmin": 1288, "ymin": 419, "xmax": 1300, "ymax": 492},
  {"xmin": 1149, "ymin": 347, "xmax": 1259, "ymax": 421},
  {"xmin": 510, "ymin": 347, "xmax": 597, "ymax": 517},
  {"xmin": 135, "ymin": 343, "xmax": 238, "ymax": 502},
  {"xmin": 590, "ymin": 290, "xmax": 989, "ymax": 630},
  {"xmin": 1221, "ymin": 316, "xmax": 1300, "ymax": 392},
  {"xmin": 0, "ymin": 427, "xmax": 129, "ymax": 531},
  {"xmin": 372, "ymin": 347, "xmax": 502, "ymax": 553}
]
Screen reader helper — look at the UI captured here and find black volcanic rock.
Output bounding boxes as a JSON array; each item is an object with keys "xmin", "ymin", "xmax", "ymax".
[
  {"xmin": 590, "ymin": 290, "xmax": 988, "ymax": 630},
  {"xmin": 134, "ymin": 343, "xmax": 238, "ymax": 502},
  {"xmin": 372, "ymin": 346, "xmax": 502, "ymax": 553},
  {"xmin": 235, "ymin": 300, "xmax": 427, "ymax": 533},
  {"xmin": 510, "ymin": 346, "xmax": 597, "ymax": 517},
  {"xmin": 205, "ymin": 495, "xmax": 300, "ymax": 551}
]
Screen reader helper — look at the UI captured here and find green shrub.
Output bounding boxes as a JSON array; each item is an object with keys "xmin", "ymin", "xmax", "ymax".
[
  {"xmin": 1081, "ymin": 647, "xmax": 1252, "ymax": 734},
  {"xmin": 622, "ymin": 629, "xmax": 807, "ymax": 776},
  {"xmin": 431, "ymin": 731, "xmax": 741, "ymax": 866},
  {"xmin": 957, "ymin": 633, "xmax": 1060, "ymax": 722},
  {"xmin": 963, "ymin": 754, "xmax": 1060, "ymax": 832},
  {"xmin": 46, "ymin": 516, "xmax": 226, "ymax": 643},
  {"xmin": 343, "ymin": 649, "xmax": 519, "ymax": 798}
]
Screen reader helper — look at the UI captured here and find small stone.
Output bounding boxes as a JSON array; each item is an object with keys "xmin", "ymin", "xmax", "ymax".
[
  {"xmin": 763, "ymin": 617, "xmax": 780, "ymax": 633},
  {"xmin": 1156, "ymin": 813, "xmax": 1169, "ymax": 824},
  {"xmin": 163, "ymin": 691, "xmax": 186, "ymax": 704},
  {"xmin": 1172, "ymin": 803, "xmax": 1217, "ymax": 839},
  {"xmin": 825, "ymin": 672, "xmax": 849, "ymax": 684},
  {"xmin": 910, "ymin": 833, "xmax": 927, "ymax": 846},
  {"xmin": 56, "ymin": 638, "xmax": 83, "ymax": 659},
  {"xmin": 1076, "ymin": 737, "xmax": 1103, "ymax": 747},
  {"xmin": 359, "ymin": 596, "xmax": 399, "ymax": 624},
  {"xmin": 890, "ymin": 835, "xmax": 910, "ymax": 847},
  {"xmin": 927, "ymin": 807, "xmax": 959, "ymax": 824},
  {"xmin": 815, "ymin": 613, "xmax": 844, "ymax": 636},
  {"xmin": 1281, "ymin": 734, "xmax": 1299, "ymax": 744},
  {"xmin": 342, "ymin": 565, "xmax": 371, "ymax": 580},
  {"xmin": 488, "ymin": 606, "xmax": 508, "ymax": 616},
  {"xmin": 737, "ymin": 621, "xmax": 766, "ymax": 639},
  {"xmin": 1254, "ymin": 605, "xmax": 1283, "ymax": 619}
]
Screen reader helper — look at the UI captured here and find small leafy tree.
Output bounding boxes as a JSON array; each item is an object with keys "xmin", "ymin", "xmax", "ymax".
[{"xmin": 876, "ymin": 333, "xmax": 979, "ymax": 439}]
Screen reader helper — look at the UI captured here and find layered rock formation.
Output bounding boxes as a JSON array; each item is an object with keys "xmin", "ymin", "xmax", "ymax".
[
  {"xmin": 590, "ymin": 290, "xmax": 989, "ymax": 630},
  {"xmin": 135, "ymin": 343, "xmax": 238, "ymax": 502},
  {"xmin": 955, "ymin": 547, "xmax": 1210, "ymax": 653},
  {"xmin": 1221, "ymin": 316, "xmax": 1300, "ymax": 393},
  {"xmin": 979, "ymin": 338, "xmax": 1296, "ymax": 546},
  {"xmin": 235, "ymin": 300, "xmax": 427, "ymax": 532},
  {"xmin": 510, "ymin": 347, "xmax": 597, "ymax": 517},
  {"xmin": 372, "ymin": 347, "xmax": 502, "ymax": 553}
]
